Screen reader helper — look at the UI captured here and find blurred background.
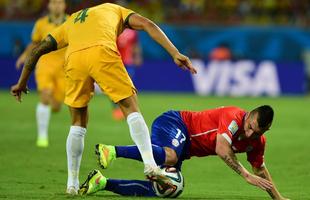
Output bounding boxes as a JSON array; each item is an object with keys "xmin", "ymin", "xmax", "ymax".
[{"xmin": 0, "ymin": 0, "xmax": 309, "ymax": 96}]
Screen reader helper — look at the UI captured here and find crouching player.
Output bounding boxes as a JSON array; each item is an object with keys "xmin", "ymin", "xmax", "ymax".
[{"xmin": 79, "ymin": 105, "xmax": 289, "ymax": 200}]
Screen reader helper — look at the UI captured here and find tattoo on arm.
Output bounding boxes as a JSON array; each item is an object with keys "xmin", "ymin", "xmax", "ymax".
[
  {"xmin": 222, "ymin": 151, "xmax": 242, "ymax": 175},
  {"xmin": 23, "ymin": 37, "xmax": 56, "ymax": 71},
  {"xmin": 257, "ymin": 172, "xmax": 275, "ymax": 199}
]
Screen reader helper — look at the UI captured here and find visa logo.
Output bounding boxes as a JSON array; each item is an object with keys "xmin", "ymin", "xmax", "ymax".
[{"xmin": 191, "ymin": 59, "xmax": 280, "ymax": 96}]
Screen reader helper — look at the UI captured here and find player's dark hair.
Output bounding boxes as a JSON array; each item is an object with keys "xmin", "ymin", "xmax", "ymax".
[{"xmin": 251, "ymin": 105, "xmax": 274, "ymax": 130}]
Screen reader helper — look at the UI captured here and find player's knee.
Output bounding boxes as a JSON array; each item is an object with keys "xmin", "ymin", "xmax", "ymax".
[
  {"xmin": 164, "ymin": 147, "xmax": 178, "ymax": 166},
  {"xmin": 39, "ymin": 90, "xmax": 52, "ymax": 104},
  {"xmin": 117, "ymin": 94, "xmax": 139, "ymax": 118},
  {"xmin": 40, "ymin": 96, "xmax": 49, "ymax": 105}
]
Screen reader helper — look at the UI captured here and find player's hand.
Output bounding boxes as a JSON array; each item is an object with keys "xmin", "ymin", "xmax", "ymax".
[
  {"xmin": 245, "ymin": 173, "xmax": 273, "ymax": 191},
  {"xmin": 173, "ymin": 53, "xmax": 197, "ymax": 74},
  {"xmin": 15, "ymin": 54, "xmax": 26, "ymax": 70},
  {"xmin": 10, "ymin": 83, "xmax": 29, "ymax": 102}
]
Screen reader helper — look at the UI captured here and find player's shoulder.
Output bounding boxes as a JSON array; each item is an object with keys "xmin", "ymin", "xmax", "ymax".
[
  {"xmin": 35, "ymin": 15, "xmax": 49, "ymax": 25},
  {"xmin": 94, "ymin": 3, "xmax": 120, "ymax": 10},
  {"xmin": 218, "ymin": 106, "xmax": 246, "ymax": 117},
  {"xmin": 223, "ymin": 106, "xmax": 245, "ymax": 112}
]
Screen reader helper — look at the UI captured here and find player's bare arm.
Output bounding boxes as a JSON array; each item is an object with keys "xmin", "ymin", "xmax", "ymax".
[
  {"xmin": 253, "ymin": 166, "xmax": 290, "ymax": 200},
  {"xmin": 15, "ymin": 42, "xmax": 39, "ymax": 69},
  {"xmin": 11, "ymin": 36, "xmax": 56, "ymax": 102},
  {"xmin": 215, "ymin": 134, "xmax": 273, "ymax": 191},
  {"xmin": 127, "ymin": 13, "xmax": 197, "ymax": 74}
]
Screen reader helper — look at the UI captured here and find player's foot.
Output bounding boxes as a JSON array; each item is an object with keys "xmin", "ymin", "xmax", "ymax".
[
  {"xmin": 144, "ymin": 165, "xmax": 173, "ymax": 190},
  {"xmin": 66, "ymin": 186, "xmax": 78, "ymax": 195},
  {"xmin": 112, "ymin": 107, "xmax": 124, "ymax": 121},
  {"xmin": 95, "ymin": 144, "xmax": 116, "ymax": 169},
  {"xmin": 36, "ymin": 138, "xmax": 48, "ymax": 148},
  {"xmin": 79, "ymin": 169, "xmax": 107, "ymax": 195}
]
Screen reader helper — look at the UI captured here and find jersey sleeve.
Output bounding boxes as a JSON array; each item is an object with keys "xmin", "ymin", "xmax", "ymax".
[
  {"xmin": 217, "ymin": 113, "xmax": 241, "ymax": 145},
  {"xmin": 119, "ymin": 6, "xmax": 135, "ymax": 28},
  {"xmin": 217, "ymin": 118, "xmax": 233, "ymax": 145},
  {"xmin": 31, "ymin": 20, "xmax": 42, "ymax": 43},
  {"xmin": 247, "ymin": 137, "xmax": 266, "ymax": 168},
  {"xmin": 49, "ymin": 20, "xmax": 69, "ymax": 49}
]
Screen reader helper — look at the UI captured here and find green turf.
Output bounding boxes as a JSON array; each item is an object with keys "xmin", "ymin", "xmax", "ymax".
[{"xmin": 0, "ymin": 91, "xmax": 309, "ymax": 200}]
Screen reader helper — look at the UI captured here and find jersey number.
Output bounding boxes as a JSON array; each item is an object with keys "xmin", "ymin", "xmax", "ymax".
[{"xmin": 74, "ymin": 8, "xmax": 89, "ymax": 23}]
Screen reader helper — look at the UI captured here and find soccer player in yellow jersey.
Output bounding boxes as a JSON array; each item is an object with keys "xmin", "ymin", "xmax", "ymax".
[
  {"xmin": 15, "ymin": 0, "xmax": 67, "ymax": 148},
  {"xmin": 11, "ymin": 3, "xmax": 197, "ymax": 195}
]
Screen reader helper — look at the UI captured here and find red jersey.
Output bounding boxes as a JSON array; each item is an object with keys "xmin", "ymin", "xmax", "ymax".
[
  {"xmin": 180, "ymin": 106, "xmax": 266, "ymax": 168},
  {"xmin": 117, "ymin": 28, "xmax": 138, "ymax": 65}
]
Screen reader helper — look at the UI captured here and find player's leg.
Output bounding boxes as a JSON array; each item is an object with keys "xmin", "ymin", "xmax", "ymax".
[
  {"xmin": 36, "ymin": 89, "xmax": 62, "ymax": 147},
  {"xmin": 97, "ymin": 111, "xmax": 189, "ymax": 169},
  {"xmin": 35, "ymin": 49, "xmax": 65, "ymax": 147},
  {"xmin": 35, "ymin": 90, "xmax": 51, "ymax": 147},
  {"xmin": 110, "ymin": 65, "xmax": 135, "ymax": 121},
  {"xmin": 89, "ymin": 49, "xmax": 158, "ymax": 175},
  {"xmin": 64, "ymin": 49, "xmax": 94, "ymax": 194},
  {"xmin": 117, "ymin": 94, "xmax": 159, "ymax": 173},
  {"xmin": 35, "ymin": 56, "xmax": 54, "ymax": 148},
  {"xmin": 96, "ymin": 143, "xmax": 166, "ymax": 168},
  {"xmin": 105, "ymin": 179, "xmax": 155, "ymax": 196},
  {"xmin": 79, "ymin": 169, "xmax": 156, "ymax": 197},
  {"xmin": 66, "ymin": 106, "xmax": 88, "ymax": 193}
]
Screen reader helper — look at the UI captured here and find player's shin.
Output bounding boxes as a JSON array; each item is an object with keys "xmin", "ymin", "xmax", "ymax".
[
  {"xmin": 116, "ymin": 144, "xmax": 166, "ymax": 165},
  {"xmin": 105, "ymin": 179, "xmax": 156, "ymax": 197},
  {"xmin": 66, "ymin": 126, "xmax": 87, "ymax": 192},
  {"xmin": 126, "ymin": 112, "xmax": 157, "ymax": 169}
]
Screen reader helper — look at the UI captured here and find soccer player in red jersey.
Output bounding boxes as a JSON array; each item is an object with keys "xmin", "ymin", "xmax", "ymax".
[{"xmin": 79, "ymin": 105, "xmax": 289, "ymax": 199}]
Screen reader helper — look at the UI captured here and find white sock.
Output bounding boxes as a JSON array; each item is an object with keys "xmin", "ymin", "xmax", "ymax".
[
  {"xmin": 66, "ymin": 126, "xmax": 87, "ymax": 189},
  {"xmin": 127, "ymin": 112, "xmax": 157, "ymax": 167},
  {"xmin": 36, "ymin": 103, "xmax": 51, "ymax": 140}
]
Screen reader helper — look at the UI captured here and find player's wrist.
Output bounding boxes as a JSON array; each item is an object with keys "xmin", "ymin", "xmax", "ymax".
[{"xmin": 171, "ymin": 50, "xmax": 180, "ymax": 59}]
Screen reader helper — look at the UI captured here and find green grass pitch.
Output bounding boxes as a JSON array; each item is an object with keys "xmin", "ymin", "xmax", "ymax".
[{"xmin": 0, "ymin": 91, "xmax": 309, "ymax": 200}]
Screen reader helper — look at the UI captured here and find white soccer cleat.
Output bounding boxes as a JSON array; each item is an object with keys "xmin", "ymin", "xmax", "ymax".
[
  {"xmin": 144, "ymin": 165, "xmax": 173, "ymax": 190},
  {"xmin": 66, "ymin": 186, "xmax": 78, "ymax": 196}
]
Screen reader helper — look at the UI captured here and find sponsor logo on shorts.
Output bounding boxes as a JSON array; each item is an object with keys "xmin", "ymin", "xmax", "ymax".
[{"xmin": 172, "ymin": 139, "xmax": 180, "ymax": 147}]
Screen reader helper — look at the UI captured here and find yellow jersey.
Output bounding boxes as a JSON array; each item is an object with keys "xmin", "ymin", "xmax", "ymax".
[
  {"xmin": 49, "ymin": 3, "xmax": 135, "ymax": 58},
  {"xmin": 32, "ymin": 15, "xmax": 68, "ymax": 43}
]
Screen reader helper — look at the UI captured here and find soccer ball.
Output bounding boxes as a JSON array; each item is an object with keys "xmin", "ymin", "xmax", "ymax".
[{"xmin": 152, "ymin": 166, "xmax": 184, "ymax": 198}]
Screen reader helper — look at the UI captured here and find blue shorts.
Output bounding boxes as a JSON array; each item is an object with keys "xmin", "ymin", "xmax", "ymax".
[{"xmin": 151, "ymin": 110, "xmax": 190, "ymax": 169}]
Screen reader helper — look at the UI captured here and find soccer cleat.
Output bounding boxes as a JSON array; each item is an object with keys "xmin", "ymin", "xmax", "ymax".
[
  {"xmin": 79, "ymin": 169, "xmax": 107, "ymax": 195},
  {"xmin": 95, "ymin": 144, "xmax": 116, "ymax": 169},
  {"xmin": 66, "ymin": 186, "xmax": 78, "ymax": 195},
  {"xmin": 144, "ymin": 165, "xmax": 174, "ymax": 191},
  {"xmin": 36, "ymin": 138, "xmax": 48, "ymax": 148}
]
